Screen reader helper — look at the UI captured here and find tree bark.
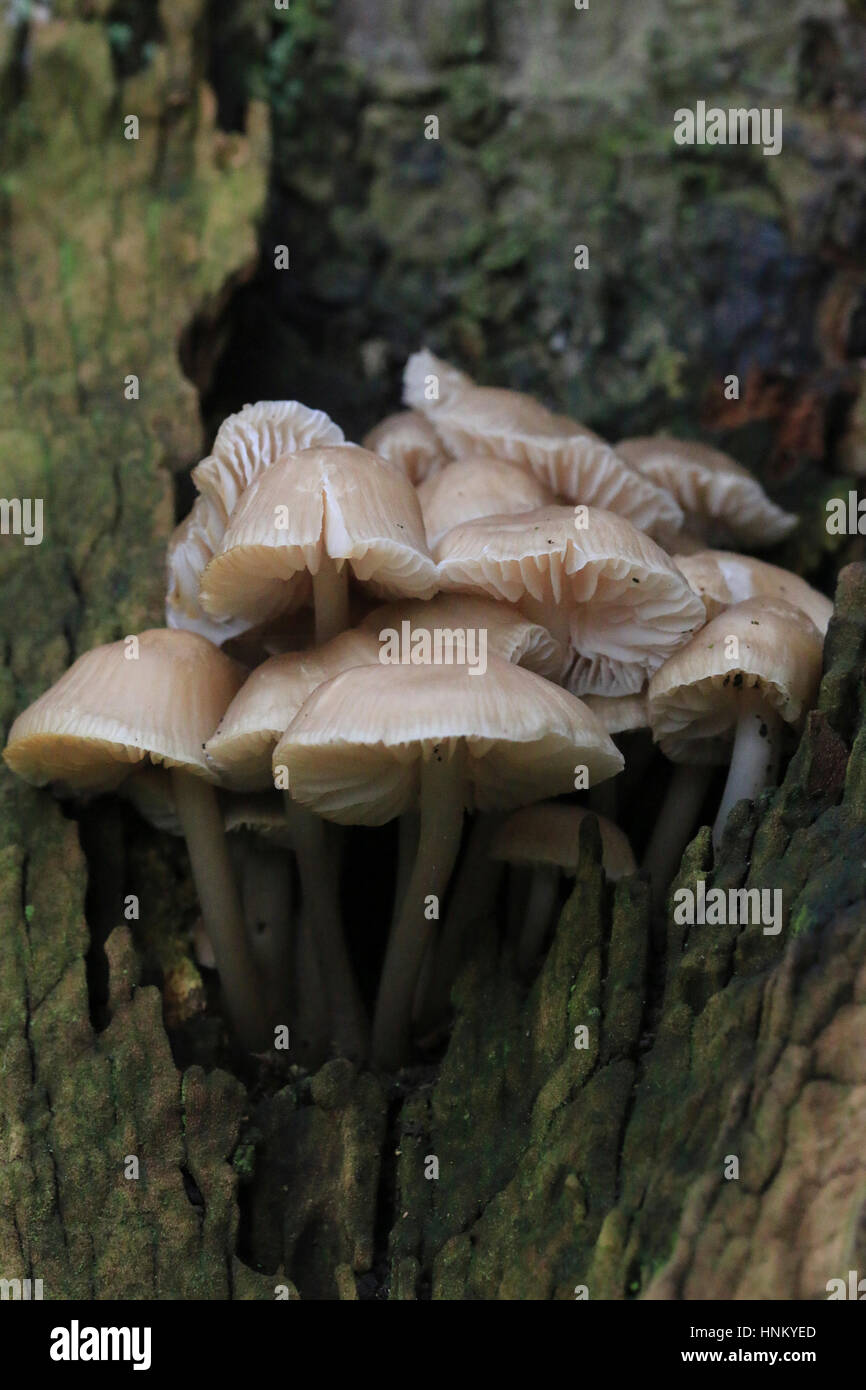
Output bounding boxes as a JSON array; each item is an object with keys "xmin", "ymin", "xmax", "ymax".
[{"xmin": 2, "ymin": 0, "xmax": 866, "ymax": 1302}]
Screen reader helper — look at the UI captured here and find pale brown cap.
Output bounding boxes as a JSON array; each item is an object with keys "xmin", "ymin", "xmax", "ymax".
[
  {"xmin": 616, "ymin": 436, "xmax": 797, "ymax": 547},
  {"xmin": 582, "ymin": 692, "xmax": 649, "ymax": 736},
  {"xmin": 193, "ymin": 400, "xmax": 345, "ymax": 520},
  {"xmin": 166, "ymin": 493, "xmax": 254, "ymax": 645},
  {"xmin": 205, "ymin": 627, "xmax": 380, "ymax": 790},
  {"xmin": 199, "ymin": 445, "xmax": 439, "ymax": 625},
  {"xmin": 437, "ymin": 505, "xmax": 706, "ymax": 696},
  {"xmin": 417, "ymin": 456, "xmax": 552, "ymax": 549},
  {"xmin": 167, "ymin": 402, "xmax": 344, "ymax": 643},
  {"xmin": 674, "ymin": 549, "xmax": 833, "ymax": 636},
  {"xmin": 360, "ymin": 592, "xmax": 564, "ymax": 681},
  {"xmin": 273, "ymin": 655, "xmax": 624, "ymax": 825},
  {"xmin": 4, "ymin": 629, "xmax": 245, "ymax": 793},
  {"xmin": 362, "ymin": 410, "xmax": 448, "ymax": 485},
  {"xmin": 404, "ymin": 350, "xmax": 684, "ymax": 543},
  {"xmin": 491, "ymin": 802, "xmax": 636, "ymax": 881},
  {"xmin": 648, "ymin": 598, "xmax": 823, "ymax": 763}
]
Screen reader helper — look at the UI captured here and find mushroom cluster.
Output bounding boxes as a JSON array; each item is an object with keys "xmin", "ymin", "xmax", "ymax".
[{"xmin": 3, "ymin": 352, "xmax": 828, "ymax": 1070}]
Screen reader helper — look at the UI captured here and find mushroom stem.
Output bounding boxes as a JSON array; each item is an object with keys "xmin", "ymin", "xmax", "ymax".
[
  {"xmin": 517, "ymin": 865, "xmax": 561, "ymax": 973},
  {"xmin": 312, "ymin": 557, "xmax": 350, "ymax": 645},
  {"xmin": 713, "ymin": 700, "xmax": 782, "ymax": 850},
  {"xmin": 391, "ymin": 811, "xmax": 420, "ymax": 933},
  {"xmin": 295, "ymin": 905, "xmax": 330, "ymax": 1067},
  {"xmin": 372, "ymin": 746, "xmax": 466, "ymax": 1071},
  {"xmin": 416, "ymin": 812, "xmax": 504, "ymax": 1033},
  {"xmin": 641, "ymin": 762, "xmax": 713, "ymax": 896},
  {"xmin": 282, "ymin": 795, "xmax": 369, "ymax": 1063},
  {"xmin": 170, "ymin": 770, "xmax": 269, "ymax": 1051},
  {"xmin": 235, "ymin": 834, "xmax": 294, "ymax": 1027}
]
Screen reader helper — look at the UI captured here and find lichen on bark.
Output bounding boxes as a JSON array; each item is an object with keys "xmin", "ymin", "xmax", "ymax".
[
  {"xmin": 2, "ymin": 0, "xmax": 866, "ymax": 1302},
  {"xmin": 0, "ymin": 0, "xmax": 274, "ymax": 1299}
]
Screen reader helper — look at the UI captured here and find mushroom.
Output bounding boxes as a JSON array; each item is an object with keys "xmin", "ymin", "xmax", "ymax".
[
  {"xmin": 674, "ymin": 549, "xmax": 833, "ymax": 635},
  {"xmin": 615, "ymin": 436, "xmax": 797, "ymax": 549},
  {"xmin": 645, "ymin": 598, "xmax": 824, "ymax": 887},
  {"xmin": 360, "ymin": 591, "xmax": 566, "ymax": 1028},
  {"xmin": 274, "ymin": 655, "xmax": 623, "ymax": 1069},
  {"xmin": 205, "ymin": 629, "xmax": 380, "ymax": 790},
  {"xmin": 362, "ymin": 410, "xmax": 448, "ymax": 484},
  {"xmin": 582, "ymin": 692, "xmax": 649, "ymax": 738},
  {"xmin": 403, "ymin": 349, "xmax": 684, "ymax": 543},
  {"xmin": 115, "ymin": 767, "xmax": 214, "ymax": 1026},
  {"xmin": 166, "ymin": 493, "xmax": 247, "ymax": 647},
  {"xmin": 417, "ymin": 456, "xmax": 552, "ymax": 549},
  {"xmin": 436, "ymin": 505, "xmax": 706, "ymax": 695},
  {"xmin": 206, "ymin": 629, "xmax": 380, "ymax": 1062},
  {"xmin": 118, "ymin": 764, "xmax": 184, "ymax": 836},
  {"xmin": 3, "ymin": 629, "xmax": 269, "ymax": 1049},
  {"xmin": 198, "ymin": 445, "xmax": 438, "ymax": 646},
  {"xmin": 223, "ymin": 796, "xmax": 324, "ymax": 1064},
  {"xmin": 360, "ymin": 591, "xmax": 564, "ymax": 681},
  {"xmin": 193, "ymin": 399, "xmax": 345, "ymax": 520},
  {"xmin": 167, "ymin": 400, "xmax": 344, "ymax": 643},
  {"xmin": 490, "ymin": 802, "xmax": 637, "ymax": 972}
]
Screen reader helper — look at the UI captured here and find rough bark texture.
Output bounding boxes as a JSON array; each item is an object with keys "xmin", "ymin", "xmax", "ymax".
[
  {"xmin": 1, "ymin": 0, "xmax": 865, "ymax": 1300},
  {"xmin": 0, "ymin": 0, "xmax": 280, "ymax": 1300}
]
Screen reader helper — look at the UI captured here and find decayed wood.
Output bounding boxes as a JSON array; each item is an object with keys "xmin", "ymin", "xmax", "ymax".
[
  {"xmin": 1, "ymin": 0, "xmax": 865, "ymax": 1303},
  {"xmin": 0, "ymin": 0, "xmax": 276, "ymax": 1299}
]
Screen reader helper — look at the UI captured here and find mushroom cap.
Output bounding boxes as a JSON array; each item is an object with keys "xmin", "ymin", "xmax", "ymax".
[
  {"xmin": 417, "ymin": 456, "xmax": 553, "ymax": 549},
  {"xmin": 193, "ymin": 399, "xmax": 345, "ymax": 521},
  {"xmin": 224, "ymin": 794, "xmax": 295, "ymax": 848},
  {"xmin": 166, "ymin": 493, "xmax": 253, "ymax": 645},
  {"xmin": 582, "ymin": 691, "xmax": 649, "ymax": 735},
  {"xmin": 491, "ymin": 801, "xmax": 636, "ymax": 880},
  {"xmin": 206, "ymin": 628, "xmax": 380, "ymax": 790},
  {"xmin": 360, "ymin": 592, "xmax": 564, "ymax": 681},
  {"xmin": 404, "ymin": 350, "xmax": 684, "ymax": 544},
  {"xmin": 4, "ymin": 629, "xmax": 245, "ymax": 793},
  {"xmin": 362, "ymin": 410, "xmax": 448, "ymax": 485},
  {"xmin": 273, "ymin": 655, "xmax": 624, "ymax": 826},
  {"xmin": 199, "ymin": 445, "xmax": 439, "ymax": 625},
  {"xmin": 615, "ymin": 436, "xmax": 797, "ymax": 547},
  {"xmin": 648, "ymin": 598, "xmax": 823, "ymax": 764},
  {"xmin": 167, "ymin": 402, "xmax": 344, "ymax": 643},
  {"xmin": 675, "ymin": 549, "xmax": 834, "ymax": 636},
  {"xmin": 436, "ymin": 505, "xmax": 706, "ymax": 696}
]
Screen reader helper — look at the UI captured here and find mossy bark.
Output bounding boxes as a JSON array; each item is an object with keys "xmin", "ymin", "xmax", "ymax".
[
  {"xmin": 0, "ymin": 0, "xmax": 279, "ymax": 1300},
  {"xmin": 2, "ymin": 0, "xmax": 866, "ymax": 1301}
]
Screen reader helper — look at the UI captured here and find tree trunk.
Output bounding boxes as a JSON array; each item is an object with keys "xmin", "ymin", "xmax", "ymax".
[{"xmin": 2, "ymin": 0, "xmax": 866, "ymax": 1300}]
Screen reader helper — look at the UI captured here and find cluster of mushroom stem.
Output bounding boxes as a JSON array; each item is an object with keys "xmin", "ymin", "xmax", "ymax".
[
  {"xmin": 712, "ymin": 697, "xmax": 782, "ymax": 848},
  {"xmin": 282, "ymin": 795, "xmax": 369, "ymax": 1062},
  {"xmin": 313, "ymin": 558, "xmax": 350, "ymax": 645},
  {"xmin": 372, "ymin": 745, "xmax": 467, "ymax": 1069},
  {"xmin": 5, "ymin": 385, "xmax": 829, "ymax": 1074},
  {"xmin": 170, "ymin": 770, "xmax": 271, "ymax": 1050}
]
